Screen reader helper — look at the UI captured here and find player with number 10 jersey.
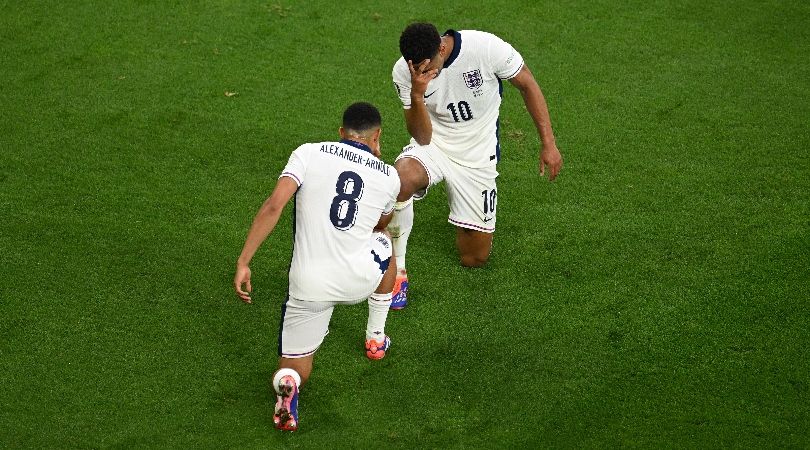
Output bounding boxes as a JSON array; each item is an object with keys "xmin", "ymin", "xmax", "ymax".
[
  {"xmin": 386, "ymin": 23, "xmax": 563, "ymax": 310},
  {"xmin": 393, "ymin": 29, "xmax": 524, "ymax": 168}
]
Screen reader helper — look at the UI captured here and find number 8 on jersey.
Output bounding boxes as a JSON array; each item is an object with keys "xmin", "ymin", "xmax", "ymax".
[{"xmin": 330, "ymin": 171, "xmax": 364, "ymax": 230}]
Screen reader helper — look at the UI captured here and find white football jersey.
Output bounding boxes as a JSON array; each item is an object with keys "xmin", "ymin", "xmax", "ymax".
[
  {"xmin": 280, "ymin": 140, "xmax": 400, "ymax": 302},
  {"xmin": 393, "ymin": 29, "xmax": 524, "ymax": 168}
]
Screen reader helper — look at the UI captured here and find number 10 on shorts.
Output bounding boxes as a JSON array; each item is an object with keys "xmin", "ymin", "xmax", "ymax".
[{"xmin": 482, "ymin": 189, "xmax": 497, "ymax": 215}]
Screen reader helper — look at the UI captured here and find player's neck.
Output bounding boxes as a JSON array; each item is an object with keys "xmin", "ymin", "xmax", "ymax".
[
  {"xmin": 346, "ymin": 136, "xmax": 371, "ymax": 146},
  {"xmin": 440, "ymin": 35, "xmax": 454, "ymax": 60}
]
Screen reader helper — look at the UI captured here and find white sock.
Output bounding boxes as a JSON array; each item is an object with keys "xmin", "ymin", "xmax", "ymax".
[
  {"xmin": 366, "ymin": 292, "xmax": 392, "ymax": 340},
  {"xmin": 389, "ymin": 198, "xmax": 413, "ymax": 272},
  {"xmin": 272, "ymin": 368, "xmax": 301, "ymax": 393}
]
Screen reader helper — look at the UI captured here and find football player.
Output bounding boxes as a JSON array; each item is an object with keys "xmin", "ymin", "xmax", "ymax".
[
  {"xmin": 388, "ymin": 23, "xmax": 563, "ymax": 309},
  {"xmin": 234, "ymin": 102, "xmax": 400, "ymax": 431}
]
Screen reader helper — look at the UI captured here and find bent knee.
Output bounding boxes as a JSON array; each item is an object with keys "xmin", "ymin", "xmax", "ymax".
[
  {"xmin": 395, "ymin": 158, "xmax": 428, "ymax": 200},
  {"xmin": 460, "ymin": 254, "xmax": 489, "ymax": 268}
]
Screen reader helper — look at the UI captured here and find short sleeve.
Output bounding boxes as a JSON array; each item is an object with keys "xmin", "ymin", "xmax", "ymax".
[
  {"xmin": 392, "ymin": 59, "xmax": 413, "ymax": 109},
  {"xmin": 489, "ymin": 34, "xmax": 524, "ymax": 80},
  {"xmin": 279, "ymin": 144, "xmax": 311, "ymax": 186},
  {"xmin": 382, "ymin": 170, "xmax": 401, "ymax": 215}
]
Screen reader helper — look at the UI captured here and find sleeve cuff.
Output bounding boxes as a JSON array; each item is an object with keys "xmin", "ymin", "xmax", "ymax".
[{"xmin": 279, "ymin": 172, "xmax": 302, "ymax": 186}]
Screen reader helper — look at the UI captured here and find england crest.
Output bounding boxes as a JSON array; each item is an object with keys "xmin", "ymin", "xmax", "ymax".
[{"xmin": 462, "ymin": 69, "xmax": 483, "ymax": 90}]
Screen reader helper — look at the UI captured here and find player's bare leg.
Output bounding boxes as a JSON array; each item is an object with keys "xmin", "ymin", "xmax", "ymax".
[
  {"xmin": 388, "ymin": 157, "xmax": 430, "ymax": 309},
  {"xmin": 455, "ymin": 227, "xmax": 493, "ymax": 268},
  {"xmin": 394, "ymin": 157, "xmax": 430, "ymax": 203},
  {"xmin": 277, "ymin": 355, "xmax": 314, "ymax": 385}
]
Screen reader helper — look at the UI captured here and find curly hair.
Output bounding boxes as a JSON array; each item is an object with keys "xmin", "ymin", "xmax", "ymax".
[
  {"xmin": 399, "ymin": 22, "xmax": 441, "ymax": 64},
  {"xmin": 342, "ymin": 102, "xmax": 381, "ymax": 133}
]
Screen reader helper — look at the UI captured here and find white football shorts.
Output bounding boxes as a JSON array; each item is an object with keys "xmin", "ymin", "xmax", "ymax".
[
  {"xmin": 397, "ymin": 142, "xmax": 499, "ymax": 233},
  {"xmin": 278, "ymin": 232, "xmax": 392, "ymax": 358}
]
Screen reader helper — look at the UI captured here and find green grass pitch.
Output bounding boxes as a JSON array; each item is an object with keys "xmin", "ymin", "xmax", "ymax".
[{"xmin": 1, "ymin": 0, "xmax": 808, "ymax": 447}]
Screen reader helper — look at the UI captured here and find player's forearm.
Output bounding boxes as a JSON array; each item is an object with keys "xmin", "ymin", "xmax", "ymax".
[
  {"xmin": 237, "ymin": 200, "xmax": 283, "ymax": 266},
  {"xmin": 375, "ymin": 212, "xmax": 393, "ymax": 231},
  {"xmin": 520, "ymin": 83, "xmax": 556, "ymax": 149},
  {"xmin": 405, "ymin": 98, "xmax": 432, "ymax": 145},
  {"xmin": 237, "ymin": 177, "xmax": 297, "ymax": 266}
]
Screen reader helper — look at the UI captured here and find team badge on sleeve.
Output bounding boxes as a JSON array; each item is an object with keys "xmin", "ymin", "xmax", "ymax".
[{"xmin": 462, "ymin": 69, "xmax": 483, "ymax": 89}]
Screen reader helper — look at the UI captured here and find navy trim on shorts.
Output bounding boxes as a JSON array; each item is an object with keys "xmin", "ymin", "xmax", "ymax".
[
  {"xmin": 449, "ymin": 217, "xmax": 495, "ymax": 233},
  {"xmin": 282, "ymin": 348, "xmax": 318, "ymax": 358},
  {"xmin": 278, "ymin": 192, "xmax": 298, "ymax": 357},
  {"xmin": 277, "ymin": 294, "xmax": 289, "ymax": 357},
  {"xmin": 495, "ymin": 78, "xmax": 504, "ymax": 162}
]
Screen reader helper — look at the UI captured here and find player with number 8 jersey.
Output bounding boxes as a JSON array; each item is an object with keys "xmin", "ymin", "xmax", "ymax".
[
  {"xmin": 234, "ymin": 102, "xmax": 400, "ymax": 431},
  {"xmin": 283, "ymin": 132, "xmax": 400, "ymax": 301}
]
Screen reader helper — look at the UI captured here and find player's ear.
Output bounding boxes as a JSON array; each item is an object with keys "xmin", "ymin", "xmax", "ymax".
[
  {"xmin": 338, "ymin": 127, "xmax": 347, "ymax": 139},
  {"xmin": 373, "ymin": 128, "xmax": 381, "ymax": 142}
]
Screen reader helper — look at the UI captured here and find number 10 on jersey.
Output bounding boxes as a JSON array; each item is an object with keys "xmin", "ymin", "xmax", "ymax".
[
  {"xmin": 447, "ymin": 101, "xmax": 473, "ymax": 122},
  {"xmin": 482, "ymin": 188, "xmax": 496, "ymax": 215}
]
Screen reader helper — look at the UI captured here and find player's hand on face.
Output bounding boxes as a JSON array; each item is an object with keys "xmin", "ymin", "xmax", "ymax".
[
  {"xmin": 539, "ymin": 143, "xmax": 562, "ymax": 181},
  {"xmin": 408, "ymin": 59, "xmax": 438, "ymax": 96},
  {"xmin": 234, "ymin": 264, "xmax": 253, "ymax": 303}
]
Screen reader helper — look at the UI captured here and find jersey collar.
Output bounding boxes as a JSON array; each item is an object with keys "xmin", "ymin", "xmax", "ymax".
[
  {"xmin": 340, "ymin": 139, "xmax": 374, "ymax": 154},
  {"xmin": 442, "ymin": 29, "xmax": 462, "ymax": 68}
]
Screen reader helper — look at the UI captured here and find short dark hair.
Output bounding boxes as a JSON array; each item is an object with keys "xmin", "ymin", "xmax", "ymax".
[
  {"xmin": 342, "ymin": 102, "xmax": 381, "ymax": 132},
  {"xmin": 399, "ymin": 22, "xmax": 441, "ymax": 64}
]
